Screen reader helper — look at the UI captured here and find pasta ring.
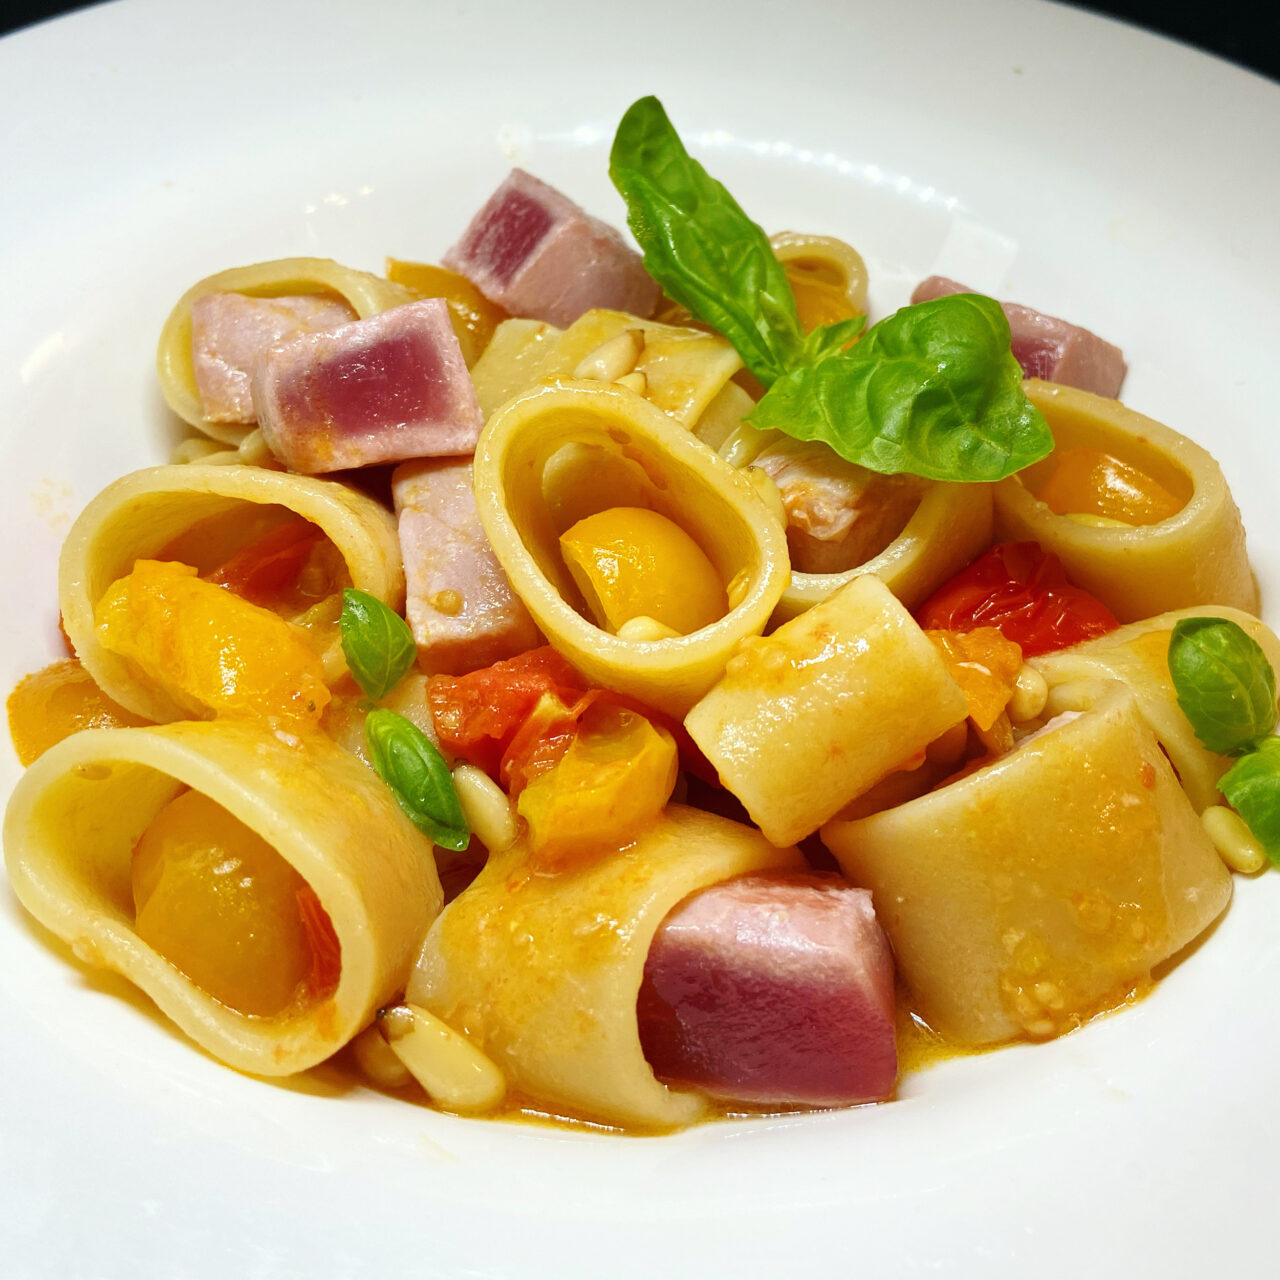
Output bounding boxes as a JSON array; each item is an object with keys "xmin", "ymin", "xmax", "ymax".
[
  {"xmin": 995, "ymin": 380, "xmax": 1258, "ymax": 621},
  {"xmin": 60, "ymin": 463, "xmax": 404, "ymax": 722},
  {"xmin": 3, "ymin": 721, "xmax": 442, "ymax": 1075},
  {"xmin": 472, "ymin": 381, "xmax": 789, "ymax": 717}
]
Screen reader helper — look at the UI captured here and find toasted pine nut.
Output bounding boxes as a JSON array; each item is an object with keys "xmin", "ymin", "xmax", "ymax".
[
  {"xmin": 452, "ymin": 764, "xmax": 518, "ymax": 853},
  {"xmin": 614, "ymin": 370, "xmax": 648, "ymax": 395},
  {"xmin": 1007, "ymin": 664, "xmax": 1049, "ymax": 723},
  {"xmin": 378, "ymin": 1003, "xmax": 506, "ymax": 1115},
  {"xmin": 572, "ymin": 328, "xmax": 643, "ymax": 381},
  {"xmin": 616, "ymin": 615, "xmax": 681, "ymax": 642},
  {"xmin": 352, "ymin": 1023, "xmax": 413, "ymax": 1090},
  {"xmin": 1201, "ymin": 804, "xmax": 1267, "ymax": 874}
]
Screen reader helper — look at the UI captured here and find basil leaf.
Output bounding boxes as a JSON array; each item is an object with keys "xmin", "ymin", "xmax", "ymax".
[
  {"xmin": 1220, "ymin": 738, "xmax": 1280, "ymax": 867},
  {"xmin": 609, "ymin": 95, "xmax": 808, "ymax": 387},
  {"xmin": 364, "ymin": 709, "xmax": 470, "ymax": 852},
  {"xmin": 748, "ymin": 293, "xmax": 1053, "ymax": 481},
  {"xmin": 1168, "ymin": 617, "xmax": 1278, "ymax": 756},
  {"xmin": 339, "ymin": 588, "xmax": 416, "ymax": 701}
]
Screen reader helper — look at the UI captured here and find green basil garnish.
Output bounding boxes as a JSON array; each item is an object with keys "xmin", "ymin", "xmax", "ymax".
[
  {"xmin": 609, "ymin": 95, "xmax": 817, "ymax": 387},
  {"xmin": 1168, "ymin": 617, "xmax": 1277, "ymax": 756},
  {"xmin": 364, "ymin": 709, "xmax": 470, "ymax": 852},
  {"xmin": 748, "ymin": 293, "xmax": 1052, "ymax": 482},
  {"xmin": 1219, "ymin": 738, "xmax": 1280, "ymax": 867},
  {"xmin": 608, "ymin": 95, "xmax": 1052, "ymax": 483},
  {"xmin": 339, "ymin": 588, "xmax": 416, "ymax": 701}
]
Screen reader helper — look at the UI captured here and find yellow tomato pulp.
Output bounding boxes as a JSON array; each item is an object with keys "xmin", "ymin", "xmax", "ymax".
[
  {"xmin": 559, "ymin": 507, "xmax": 727, "ymax": 636},
  {"xmin": 95, "ymin": 560, "xmax": 330, "ymax": 726},
  {"xmin": 132, "ymin": 790, "xmax": 337, "ymax": 1017},
  {"xmin": 1036, "ymin": 447, "xmax": 1182, "ymax": 526},
  {"xmin": 6, "ymin": 659, "xmax": 148, "ymax": 765}
]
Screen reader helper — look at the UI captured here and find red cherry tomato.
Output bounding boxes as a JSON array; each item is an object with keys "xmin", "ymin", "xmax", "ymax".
[{"xmin": 916, "ymin": 542, "xmax": 1119, "ymax": 657}]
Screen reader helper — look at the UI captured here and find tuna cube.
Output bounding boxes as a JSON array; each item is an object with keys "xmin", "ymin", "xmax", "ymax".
[
  {"xmin": 911, "ymin": 276, "xmax": 1127, "ymax": 398},
  {"xmin": 190, "ymin": 292, "xmax": 354, "ymax": 423},
  {"xmin": 443, "ymin": 169, "xmax": 660, "ymax": 328},
  {"xmin": 253, "ymin": 300, "xmax": 483, "ymax": 474},
  {"xmin": 638, "ymin": 872, "xmax": 898, "ymax": 1107},
  {"xmin": 392, "ymin": 458, "xmax": 541, "ymax": 675},
  {"xmin": 752, "ymin": 441, "xmax": 924, "ymax": 575}
]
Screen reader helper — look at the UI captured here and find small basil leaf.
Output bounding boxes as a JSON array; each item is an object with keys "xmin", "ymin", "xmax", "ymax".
[
  {"xmin": 748, "ymin": 293, "xmax": 1053, "ymax": 481},
  {"xmin": 339, "ymin": 588, "xmax": 416, "ymax": 701},
  {"xmin": 609, "ymin": 95, "xmax": 807, "ymax": 387},
  {"xmin": 1168, "ymin": 617, "xmax": 1278, "ymax": 756},
  {"xmin": 364, "ymin": 709, "xmax": 470, "ymax": 852},
  {"xmin": 1220, "ymin": 737, "xmax": 1280, "ymax": 867}
]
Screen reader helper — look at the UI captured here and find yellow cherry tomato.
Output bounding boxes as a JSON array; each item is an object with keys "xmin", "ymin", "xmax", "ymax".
[
  {"xmin": 95, "ymin": 559, "xmax": 330, "ymax": 726},
  {"xmin": 385, "ymin": 258, "xmax": 507, "ymax": 364},
  {"xmin": 1036, "ymin": 447, "xmax": 1182, "ymax": 526},
  {"xmin": 559, "ymin": 507, "xmax": 728, "ymax": 636},
  {"xmin": 7, "ymin": 658, "xmax": 148, "ymax": 765},
  {"xmin": 516, "ymin": 703, "xmax": 678, "ymax": 868},
  {"xmin": 925, "ymin": 626, "xmax": 1024, "ymax": 733},
  {"xmin": 132, "ymin": 790, "xmax": 318, "ymax": 1016}
]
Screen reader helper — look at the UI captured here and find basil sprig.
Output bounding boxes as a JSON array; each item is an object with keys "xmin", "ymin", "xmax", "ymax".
[
  {"xmin": 1168, "ymin": 617, "xmax": 1280, "ymax": 866},
  {"xmin": 608, "ymin": 95, "xmax": 1052, "ymax": 483},
  {"xmin": 364, "ymin": 709, "xmax": 470, "ymax": 852},
  {"xmin": 750, "ymin": 294, "xmax": 1051, "ymax": 482},
  {"xmin": 610, "ymin": 95, "xmax": 822, "ymax": 387},
  {"xmin": 339, "ymin": 588, "xmax": 416, "ymax": 700}
]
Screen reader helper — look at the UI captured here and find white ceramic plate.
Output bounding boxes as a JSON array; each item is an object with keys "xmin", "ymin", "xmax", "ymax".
[{"xmin": 3, "ymin": 1, "xmax": 1278, "ymax": 1275}]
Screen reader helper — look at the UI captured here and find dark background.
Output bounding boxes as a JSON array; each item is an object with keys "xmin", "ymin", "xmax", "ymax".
[{"xmin": 2, "ymin": 0, "xmax": 1279, "ymax": 82}]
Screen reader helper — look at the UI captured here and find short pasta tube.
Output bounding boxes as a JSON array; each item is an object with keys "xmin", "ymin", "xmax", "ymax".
[
  {"xmin": 59, "ymin": 463, "xmax": 404, "ymax": 722},
  {"xmin": 408, "ymin": 804, "xmax": 805, "ymax": 1129},
  {"xmin": 469, "ymin": 309, "xmax": 742, "ymax": 427},
  {"xmin": 1031, "ymin": 606, "xmax": 1280, "ymax": 813},
  {"xmin": 3, "ymin": 720, "xmax": 442, "ymax": 1075},
  {"xmin": 471, "ymin": 381, "xmax": 789, "ymax": 717},
  {"xmin": 769, "ymin": 231, "xmax": 869, "ymax": 325},
  {"xmin": 157, "ymin": 257, "xmax": 417, "ymax": 443},
  {"xmin": 685, "ymin": 573, "xmax": 969, "ymax": 845},
  {"xmin": 823, "ymin": 687, "xmax": 1232, "ymax": 1045},
  {"xmin": 994, "ymin": 380, "xmax": 1257, "ymax": 620}
]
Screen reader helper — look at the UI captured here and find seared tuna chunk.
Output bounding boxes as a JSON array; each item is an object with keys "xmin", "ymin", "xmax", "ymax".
[
  {"xmin": 392, "ymin": 457, "xmax": 541, "ymax": 675},
  {"xmin": 638, "ymin": 872, "xmax": 898, "ymax": 1108},
  {"xmin": 253, "ymin": 300, "xmax": 483, "ymax": 474},
  {"xmin": 191, "ymin": 292, "xmax": 353, "ymax": 423},
  {"xmin": 443, "ymin": 169, "xmax": 659, "ymax": 328}
]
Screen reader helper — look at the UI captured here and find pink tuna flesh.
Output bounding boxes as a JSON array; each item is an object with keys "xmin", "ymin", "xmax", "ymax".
[
  {"xmin": 752, "ymin": 445, "xmax": 923, "ymax": 576},
  {"xmin": 443, "ymin": 168, "xmax": 659, "ymax": 328},
  {"xmin": 392, "ymin": 458, "xmax": 541, "ymax": 674},
  {"xmin": 190, "ymin": 292, "xmax": 354, "ymax": 424},
  {"xmin": 910, "ymin": 276, "xmax": 1126, "ymax": 398},
  {"xmin": 252, "ymin": 299, "xmax": 483, "ymax": 474},
  {"xmin": 638, "ymin": 872, "xmax": 898, "ymax": 1108}
]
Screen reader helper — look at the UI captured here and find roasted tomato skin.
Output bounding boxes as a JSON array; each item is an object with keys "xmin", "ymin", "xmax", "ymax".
[{"xmin": 916, "ymin": 541, "xmax": 1119, "ymax": 657}]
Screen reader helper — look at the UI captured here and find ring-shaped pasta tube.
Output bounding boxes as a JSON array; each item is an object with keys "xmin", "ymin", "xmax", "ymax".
[
  {"xmin": 1031, "ymin": 606, "xmax": 1280, "ymax": 813},
  {"xmin": 157, "ymin": 258, "xmax": 417, "ymax": 444},
  {"xmin": 823, "ymin": 687, "xmax": 1231, "ymax": 1046},
  {"xmin": 772, "ymin": 481, "xmax": 994, "ymax": 623},
  {"xmin": 60, "ymin": 464, "xmax": 404, "ymax": 722},
  {"xmin": 3, "ymin": 721, "xmax": 442, "ymax": 1075},
  {"xmin": 408, "ymin": 804, "xmax": 805, "ymax": 1129},
  {"xmin": 994, "ymin": 380, "xmax": 1257, "ymax": 620},
  {"xmin": 472, "ymin": 382, "xmax": 790, "ymax": 717},
  {"xmin": 769, "ymin": 231, "xmax": 869, "ymax": 318}
]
